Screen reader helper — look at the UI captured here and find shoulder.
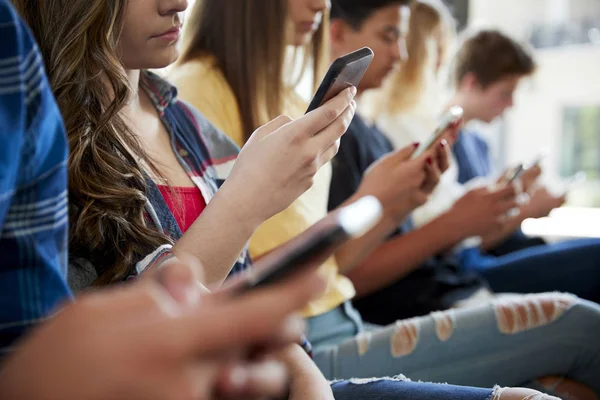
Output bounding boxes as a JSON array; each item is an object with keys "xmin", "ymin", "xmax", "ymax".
[
  {"xmin": 169, "ymin": 56, "xmax": 245, "ymax": 145},
  {"xmin": 169, "ymin": 57, "xmax": 237, "ymax": 108}
]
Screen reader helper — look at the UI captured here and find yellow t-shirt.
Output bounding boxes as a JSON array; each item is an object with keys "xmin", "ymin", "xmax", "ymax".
[{"xmin": 169, "ymin": 57, "xmax": 355, "ymax": 317}]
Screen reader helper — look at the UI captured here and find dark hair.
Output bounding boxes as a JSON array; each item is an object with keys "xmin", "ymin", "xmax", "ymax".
[
  {"xmin": 331, "ymin": 0, "xmax": 412, "ymax": 29},
  {"xmin": 453, "ymin": 29, "xmax": 536, "ymax": 88}
]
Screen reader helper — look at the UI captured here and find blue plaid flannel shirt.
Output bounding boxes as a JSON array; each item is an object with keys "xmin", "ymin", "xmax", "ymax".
[{"xmin": 0, "ymin": 0, "xmax": 72, "ymax": 355}]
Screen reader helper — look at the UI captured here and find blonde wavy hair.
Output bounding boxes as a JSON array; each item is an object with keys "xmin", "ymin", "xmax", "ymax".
[{"xmin": 376, "ymin": 0, "xmax": 456, "ymax": 117}]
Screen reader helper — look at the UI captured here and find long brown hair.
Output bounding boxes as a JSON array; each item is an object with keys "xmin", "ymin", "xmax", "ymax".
[
  {"xmin": 380, "ymin": 0, "xmax": 456, "ymax": 115},
  {"xmin": 12, "ymin": 0, "xmax": 170, "ymax": 284},
  {"xmin": 178, "ymin": 0, "xmax": 329, "ymax": 140}
]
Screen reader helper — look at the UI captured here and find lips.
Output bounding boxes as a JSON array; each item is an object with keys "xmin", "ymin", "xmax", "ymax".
[
  {"xmin": 152, "ymin": 26, "xmax": 181, "ymax": 41},
  {"xmin": 298, "ymin": 21, "xmax": 318, "ymax": 33}
]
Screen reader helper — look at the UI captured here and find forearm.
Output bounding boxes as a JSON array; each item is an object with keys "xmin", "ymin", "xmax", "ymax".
[
  {"xmin": 334, "ymin": 193, "xmax": 401, "ymax": 274},
  {"xmin": 346, "ymin": 213, "xmax": 465, "ymax": 297},
  {"xmin": 172, "ymin": 183, "xmax": 260, "ymax": 288}
]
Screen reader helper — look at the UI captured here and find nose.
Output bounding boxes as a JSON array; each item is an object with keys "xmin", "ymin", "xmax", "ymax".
[
  {"xmin": 311, "ymin": 0, "xmax": 330, "ymax": 13},
  {"xmin": 507, "ymin": 95, "xmax": 514, "ymax": 109},
  {"xmin": 160, "ymin": 0, "xmax": 189, "ymax": 16}
]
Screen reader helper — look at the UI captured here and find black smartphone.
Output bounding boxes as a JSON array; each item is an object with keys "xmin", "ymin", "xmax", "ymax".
[
  {"xmin": 232, "ymin": 196, "xmax": 382, "ymax": 293},
  {"xmin": 305, "ymin": 47, "xmax": 374, "ymax": 114}
]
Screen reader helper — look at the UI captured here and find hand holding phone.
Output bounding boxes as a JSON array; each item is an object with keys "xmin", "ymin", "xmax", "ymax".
[
  {"xmin": 229, "ymin": 196, "xmax": 382, "ymax": 294},
  {"xmin": 411, "ymin": 106, "xmax": 463, "ymax": 160},
  {"xmin": 306, "ymin": 47, "xmax": 374, "ymax": 114},
  {"xmin": 499, "ymin": 163, "xmax": 526, "ymax": 186}
]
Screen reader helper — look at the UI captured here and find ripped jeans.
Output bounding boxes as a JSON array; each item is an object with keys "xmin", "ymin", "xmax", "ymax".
[{"xmin": 309, "ymin": 293, "xmax": 600, "ymax": 396}]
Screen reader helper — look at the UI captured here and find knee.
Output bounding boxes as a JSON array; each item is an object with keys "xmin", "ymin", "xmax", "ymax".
[
  {"xmin": 493, "ymin": 292, "xmax": 588, "ymax": 334},
  {"xmin": 493, "ymin": 387, "xmax": 560, "ymax": 400}
]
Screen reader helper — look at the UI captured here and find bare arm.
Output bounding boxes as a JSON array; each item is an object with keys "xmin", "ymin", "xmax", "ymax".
[
  {"xmin": 345, "ymin": 212, "xmax": 464, "ymax": 297},
  {"xmin": 173, "ymin": 89, "xmax": 357, "ymax": 287}
]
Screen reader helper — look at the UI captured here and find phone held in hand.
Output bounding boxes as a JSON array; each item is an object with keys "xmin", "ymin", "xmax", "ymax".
[
  {"xmin": 306, "ymin": 47, "xmax": 374, "ymax": 114},
  {"xmin": 411, "ymin": 106, "xmax": 463, "ymax": 160},
  {"xmin": 500, "ymin": 163, "xmax": 526, "ymax": 186},
  {"xmin": 233, "ymin": 196, "xmax": 382, "ymax": 294}
]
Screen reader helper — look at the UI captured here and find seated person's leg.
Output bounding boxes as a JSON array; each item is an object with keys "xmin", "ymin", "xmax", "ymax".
[
  {"xmin": 313, "ymin": 293, "xmax": 600, "ymax": 396},
  {"xmin": 473, "ymin": 238, "xmax": 600, "ymax": 303}
]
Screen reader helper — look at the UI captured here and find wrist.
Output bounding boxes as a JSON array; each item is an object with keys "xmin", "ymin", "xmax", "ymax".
[
  {"xmin": 436, "ymin": 209, "xmax": 470, "ymax": 243},
  {"xmin": 212, "ymin": 182, "xmax": 263, "ymax": 232}
]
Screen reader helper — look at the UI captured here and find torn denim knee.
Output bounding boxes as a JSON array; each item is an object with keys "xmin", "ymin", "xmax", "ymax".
[
  {"xmin": 491, "ymin": 386, "xmax": 561, "ymax": 400},
  {"xmin": 493, "ymin": 292, "xmax": 577, "ymax": 334}
]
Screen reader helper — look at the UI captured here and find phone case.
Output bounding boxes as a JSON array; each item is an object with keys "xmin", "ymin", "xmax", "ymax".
[{"xmin": 306, "ymin": 47, "xmax": 374, "ymax": 113}]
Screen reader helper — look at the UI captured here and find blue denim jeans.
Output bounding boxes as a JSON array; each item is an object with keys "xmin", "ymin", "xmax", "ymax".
[
  {"xmin": 308, "ymin": 294, "xmax": 600, "ymax": 396},
  {"xmin": 331, "ymin": 378, "xmax": 494, "ymax": 400},
  {"xmin": 459, "ymin": 238, "xmax": 600, "ymax": 303}
]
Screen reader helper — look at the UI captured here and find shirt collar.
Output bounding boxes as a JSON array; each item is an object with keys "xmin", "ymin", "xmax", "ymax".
[{"xmin": 140, "ymin": 71, "xmax": 178, "ymax": 114}]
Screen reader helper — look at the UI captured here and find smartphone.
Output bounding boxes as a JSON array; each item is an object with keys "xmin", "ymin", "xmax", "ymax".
[
  {"xmin": 305, "ymin": 47, "xmax": 374, "ymax": 114},
  {"xmin": 411, "ymin": 106, "xmax": 464, "ymax": 159},
  {"xmin": 233, "ymin": 196, "xmax": 382, "ymax": 293},
  {"xmin": 500, "ymin": 163, "xmax": 526, "ymax": 185}
]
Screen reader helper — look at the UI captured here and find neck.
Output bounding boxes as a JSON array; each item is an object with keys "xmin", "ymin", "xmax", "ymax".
[
  {"xmin": 124, "ymin": 69, "xmax": 143, "ymax": 113},
  {"xmin": 448, "ymin": 92, "xmax": 476, "ymax": 124}
]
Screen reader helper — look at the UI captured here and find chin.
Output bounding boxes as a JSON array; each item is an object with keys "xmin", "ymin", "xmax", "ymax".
[
  {"xmin": 149, "ymin": 51, "xmax": 180, "ymax": 69},
  {"xmin": 294, "ymin": 32, "xmax": 313, "ymax": 47}
]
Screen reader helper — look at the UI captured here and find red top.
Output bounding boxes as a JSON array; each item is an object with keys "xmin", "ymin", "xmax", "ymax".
[{"xmin": 158, "ymin": 185, "xmax": 206, "ymax": 233}]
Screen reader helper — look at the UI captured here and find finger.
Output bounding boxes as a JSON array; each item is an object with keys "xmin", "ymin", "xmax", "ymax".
[
  {"xmin": 436, "ymin": 139, "xmax": 451, "ymax": 172},
  {"xmin": 299, "ymin": 87, "xmax": 356, "ymax": 139},
  {"xmin": 374, "ymin": 143, "xmax": 420, "ymax": 173},
  {"xmin": 154, "ymin": 256, "xmax": 209, "ymax": 308},
  {"xmin": 422, "ymin": 157, "xmax": 441, "ymax": 192},
  {"xmin": 318, "ymin": 138, "xmax": 340, "ymax": 168},
  {"xmin": 251, "ymin": 115, "xmax": 294, "ymax": 141},
  {"xmin": 449, "ymin": 119, "xmax": 463, "ymax": 142},
  {"xmin": 492, "ymin": 183, "xmax": 518, "ymax": 201},
  {"xmin": 310, "ymin": 100, "xmax": 356, "ymax": 151},
  {"xmin": 394, "ymin": 142, "xmax": 421, "ymax": 162},
  {"xmin": 177, "ymin": 270, "xmax": 326, "ymax": 355},
  {"xmin": 216, "ymin": 360, "xmax": 289, "ymax": 399}
]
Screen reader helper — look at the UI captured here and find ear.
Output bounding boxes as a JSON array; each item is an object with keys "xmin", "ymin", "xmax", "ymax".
[
  {"xmin": 460, "ymin": 72, "xmax": 481, "ymax": 93},
  {"xmin": 329, "ymin": 19, "xmax": 348, "ymax": 51}
]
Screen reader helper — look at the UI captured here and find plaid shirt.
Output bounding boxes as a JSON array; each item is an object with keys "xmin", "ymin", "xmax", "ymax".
[
  {"xmin": 68, "ymin": 71, "xmax": 252, "ymax": 290},
  {"xmin": 0, "ymin": 1, "xmax": 72, "ymax": 355},
  {"xmin": 69, "ymin": 72, "xmax": 315, "ymax": 354}
]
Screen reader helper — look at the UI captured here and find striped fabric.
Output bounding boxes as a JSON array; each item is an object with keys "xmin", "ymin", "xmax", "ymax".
[
  {"xmin": 0, "ymin": 0, "xmax": 72, "ymax": 355},
  {"xmin": 136, "ymin": 71, "xmax": 252, "ymax": 277}
]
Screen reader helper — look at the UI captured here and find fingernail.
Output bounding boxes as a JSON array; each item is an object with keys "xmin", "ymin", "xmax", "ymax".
[
  {"xmin": 440, "ymin": 139, "xmax": 448, "ymax": 147},
  {"xmin": 228, "ymin": 366, "xmax": 248, "ymax": 391},
  {"xmin": 413, "ymin": 142, "xmax": 420, "ymax": 148},
  {"xmin": 426, "ymin": 157, "xmax": 433, "ymax": 165},
  {"xmin": 350, "ymin": 86, "xmax": 357, "ymax": 96}
]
